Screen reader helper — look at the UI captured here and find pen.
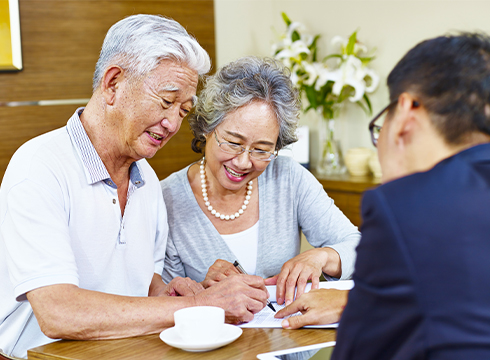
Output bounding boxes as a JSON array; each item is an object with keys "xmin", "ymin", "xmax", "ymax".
[{"xmin": 233, "ymin": 260, "xmax": 276, "ymax": 313}]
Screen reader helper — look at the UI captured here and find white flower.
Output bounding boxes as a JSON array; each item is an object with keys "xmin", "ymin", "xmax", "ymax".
[
  {"xmin": 303, "ymin": 62, "xmax": 323, "ymax": 86},
  {"xmin": 275, "ymin": 40, "xmax": 310, "ymax": 60},
  {"xmin": 331, "ymin": 35, "xmax": 346, "ymax": 48},
  {"xmin": 364, "ymin": 68, "xmax": 380, "ymax": 93},
  {"xmin": 290, "ymin": 63, "xmax": 303, "ymax": 86},
  {"xmin": 271, "ymin": 14, "xmax": 379, "ymax": 116},
  {"xmin": 315, "ymin": 67, "xmax": 338, "ymax": 91},
  {"xmin": 287, "ymin": 21, "xmax": 306, "ymax": 40},
  {"xmin": 301, "ymin": 33, "xmax": 314, "ymax": 47},
  {"xmin": 319, "ymin": 55, "xmax": 366, "ymax": 102}
]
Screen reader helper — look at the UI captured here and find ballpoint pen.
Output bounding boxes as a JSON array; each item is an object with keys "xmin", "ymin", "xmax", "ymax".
[{"xmin": 233, "ymin": 260, "xmax": 276, "ymax": 312}]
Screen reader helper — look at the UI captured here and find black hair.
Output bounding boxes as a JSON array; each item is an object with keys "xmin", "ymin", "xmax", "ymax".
[{"xmin": 387, "ymin": 32, "xmax": 490, "ymax": 144}]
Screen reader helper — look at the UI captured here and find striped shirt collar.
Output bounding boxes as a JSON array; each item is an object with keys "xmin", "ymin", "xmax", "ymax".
[{"xmin": 66, "ymin": 107, "xmax": 145, "ymax": 189}]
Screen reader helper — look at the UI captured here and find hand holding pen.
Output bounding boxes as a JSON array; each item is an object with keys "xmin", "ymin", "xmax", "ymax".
[{"xmin": 234, "ymin": 260, "xmax": 276, "ymax": 312}]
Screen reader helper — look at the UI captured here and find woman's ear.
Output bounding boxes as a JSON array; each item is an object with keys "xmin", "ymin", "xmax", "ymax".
[{"xmin": 100, "ymin": 65, "xmax": 124, "ymax": 105}]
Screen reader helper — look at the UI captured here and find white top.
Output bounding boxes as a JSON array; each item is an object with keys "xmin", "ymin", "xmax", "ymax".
[
  {"xmin": 0, "ymin": 108, "xmax": 168, "ymax": 358},
  {"xmin": 221, "ymin": 221, "xmax": 259, "ymax": 275}
]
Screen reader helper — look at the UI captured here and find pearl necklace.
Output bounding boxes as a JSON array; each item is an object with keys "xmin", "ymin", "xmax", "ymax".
[{"xmin": 200, "ymin": 158, "xmax": 253, "ymax": 221}]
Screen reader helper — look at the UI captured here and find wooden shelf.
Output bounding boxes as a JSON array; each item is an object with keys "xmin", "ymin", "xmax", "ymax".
[{"xmin": 311, "ymin": 171, "xmax": 380, "ymax": 227}]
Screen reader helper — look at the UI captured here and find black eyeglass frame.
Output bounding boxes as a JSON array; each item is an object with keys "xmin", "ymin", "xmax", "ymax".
[
  {"xmin": 368, "ymin": 99, "xmax": 420, "ymax": 147},
  {"xmin": 214, "ymin": 130, "xmax": 278, "ymax": 161},
  {"xmin": 368, "ymin": 100, "xmax": 398, "ymax": 147}
]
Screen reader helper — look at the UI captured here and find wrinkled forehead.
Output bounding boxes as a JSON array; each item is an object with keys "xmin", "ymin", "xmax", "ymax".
[{"xmin": 160, "ymin": 84, "xmax": 198, "ymax": 106}]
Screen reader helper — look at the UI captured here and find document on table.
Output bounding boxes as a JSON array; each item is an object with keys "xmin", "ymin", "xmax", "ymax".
[{"xmin": 239, "ymin": 280, "xmax": 354, "ymax": 329}]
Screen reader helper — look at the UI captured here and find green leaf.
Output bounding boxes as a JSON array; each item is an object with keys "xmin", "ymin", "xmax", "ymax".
[
  {"xmin": 309, "ymin": 35, "xmax": 321, "ymax": 62},
  {"xmin": 346, "ymin": 30, "xmax": 358, "ymax": 55},
  {"xmin": 281, "ymin": 12, "xmax": 292, "ymax": 26},
  {"xmin": 323, "ymin": 54, "xmax": 343, "ymax": 62},
  {"xmin": 363, "ymin": 93, "xmax": 373, "ymax": 115},
  {"xmin": 309, "ymin": 35, "xmax": 321, "ymax": 50},
  {"xmin": 355, "ymin": 100, "xmax": 368, "ymax": 114},
  {"xmin": 292, "ymin": 30, "xmax": 301, "ymax": 42},
  {"xmin": 358, "ymin": 56, "xmax": 376, "ymax": 64},
  {"xmin": 304, "ymin": 86, "xmax": 319, "ymax": 110}
]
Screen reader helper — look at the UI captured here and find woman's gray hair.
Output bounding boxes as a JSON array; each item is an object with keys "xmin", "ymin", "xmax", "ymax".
[
  {"xmin": 189, "ymin": 56, "xmax": 300, "ymax": 153},
  {"xmin": 92, "ymin": 14, "xmax": 211, "ymax": 92}
]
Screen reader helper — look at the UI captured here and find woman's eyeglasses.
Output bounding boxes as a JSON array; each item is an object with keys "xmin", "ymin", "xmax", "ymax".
[{"xmin": 214, "ymin": 130, "xmax": 277, "ymax": 161}]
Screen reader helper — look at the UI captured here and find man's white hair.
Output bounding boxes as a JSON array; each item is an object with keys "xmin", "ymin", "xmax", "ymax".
[{"xmin": 92, "ymin": 14, "xmax": 211, "ymax": 91}]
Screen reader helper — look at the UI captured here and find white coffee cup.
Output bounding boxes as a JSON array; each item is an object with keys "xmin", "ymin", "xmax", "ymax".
[{"xmin": 174, "ymin": 306, "xmax": 225, "ymax": 344}]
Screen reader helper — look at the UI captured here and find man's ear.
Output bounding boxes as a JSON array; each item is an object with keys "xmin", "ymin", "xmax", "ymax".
[
  {"xmin": 100, "ymin": 65, "xmax": 124, "ymax": 106},
  {"xmin": 391, "ymin": 92, "xmax": 420, "ymax": 148}
]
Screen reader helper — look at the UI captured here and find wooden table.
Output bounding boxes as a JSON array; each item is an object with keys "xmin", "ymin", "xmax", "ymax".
[
  {"xmin": 312, "ymin": 172, "xmax": 380, "ymax": 227},
  {"xmin": 27, "ymin": 328, "xmax": 335, "ymax": 360}
]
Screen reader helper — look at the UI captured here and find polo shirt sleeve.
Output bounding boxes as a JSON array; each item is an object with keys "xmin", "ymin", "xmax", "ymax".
[
  {"xmin": 153, "ymin": 186, "xmax": 168, "ymax": 276},
  {"xmin": 3, "ymin": 178, "xmax": 78, "ymax": 302}
]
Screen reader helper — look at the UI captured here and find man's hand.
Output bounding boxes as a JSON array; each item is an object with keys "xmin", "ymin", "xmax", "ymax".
[
  {"xmin": 195, "ymin": 275, "xmax": 269, "ymax": 324},
  {"xmin": 264, "ymin": 248, "xmax": 341, "ymax": 306},
  {"xmin": 201, "ymin": 259, "xmax": 240, "ymax": 288},
  {"xmin": 274, "ymin": 289, "xmax": 348, "ymax": 329},
  {"xmin": 161, "ymin": 277, "xmax": 205, "ymax": 297}
]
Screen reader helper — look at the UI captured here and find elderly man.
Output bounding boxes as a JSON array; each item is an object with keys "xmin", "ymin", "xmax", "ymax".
[
  {"xmin": 277, "ymin": 32, "xmax": 490, "ymax": 359},
  {"xmin": 0, "ymin": 14, "xmax": 268, "ymax": 359}
]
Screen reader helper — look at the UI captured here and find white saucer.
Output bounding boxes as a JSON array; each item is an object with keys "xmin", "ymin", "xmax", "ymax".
[{"xmin": 159, "ymin": 324, "xmax": 243, "ymax": 352}]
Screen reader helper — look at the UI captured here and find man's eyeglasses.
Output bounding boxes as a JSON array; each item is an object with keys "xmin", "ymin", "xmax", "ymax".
[
  {"xmin": 214, "ymin": 130, "xmax": 277, "ymax": 161},
  {"xmin": 368, "ymin": 99, "xmax": 420, "ymax": 147},
  {"xmin": 368, "ymin": 100, "xmax": 397, "ymax": 147}
]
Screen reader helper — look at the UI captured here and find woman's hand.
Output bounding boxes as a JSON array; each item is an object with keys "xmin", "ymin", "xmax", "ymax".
[
  {"xmin": 264, "ymin": 248, "xmax": 341, "ymax": 305},
  {"xmin": 201, "ymin": 259, "xmax": 241, "ymax": 288},
  {"xmin": 274, "ymin": 289, "xmax": 349, "ymax": 329}
]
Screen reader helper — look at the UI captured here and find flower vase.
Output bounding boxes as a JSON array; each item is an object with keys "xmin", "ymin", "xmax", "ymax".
[{"xmin": 317, "ymin": 117, "xmax": 346, "ymax": 175}]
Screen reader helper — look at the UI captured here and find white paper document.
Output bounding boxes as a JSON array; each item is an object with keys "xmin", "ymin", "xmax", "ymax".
[{"xmin": 239, "ymin": 280, "xmax": 354, "ymax": 329}]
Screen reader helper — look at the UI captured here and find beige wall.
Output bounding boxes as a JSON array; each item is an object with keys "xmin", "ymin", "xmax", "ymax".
[{"xmin": 214, "ymin": 0, "xmax": 490, "ymax": 167}]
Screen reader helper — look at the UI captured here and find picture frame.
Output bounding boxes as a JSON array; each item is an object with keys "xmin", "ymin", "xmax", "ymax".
[{"xmin": 0, "ymin": 0, "xmax": 22, "ymax": 71}]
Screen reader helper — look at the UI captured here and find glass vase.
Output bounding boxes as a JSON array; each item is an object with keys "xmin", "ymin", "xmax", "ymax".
[{"xmin": 317, "ymin": 112, "xmax": 346, "ymax": 175}]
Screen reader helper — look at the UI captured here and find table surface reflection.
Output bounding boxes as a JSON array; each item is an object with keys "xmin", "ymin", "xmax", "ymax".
[{"xmin": 27, "ymin": 328, "xmax": 336, "ymax": 360}]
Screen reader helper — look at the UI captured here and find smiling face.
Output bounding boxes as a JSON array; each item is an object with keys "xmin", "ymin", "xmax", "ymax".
[
  {"xmin": 111, "ymin": 59, "xmax": 198, "ymax": 161},
  {"xmin": 203, "ymin": 101, "xmax": 280, "ymax": 193}
]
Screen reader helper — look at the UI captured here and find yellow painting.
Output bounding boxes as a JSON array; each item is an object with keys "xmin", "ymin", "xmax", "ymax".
[{"xmin": 0, "ymin": 0, "xmax": 22, "ymax": 71}]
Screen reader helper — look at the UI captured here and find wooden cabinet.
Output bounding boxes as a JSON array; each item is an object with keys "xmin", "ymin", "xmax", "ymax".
[{"xmin": 312, "ymin": 172, "xmax": 380, "ymax": 227}]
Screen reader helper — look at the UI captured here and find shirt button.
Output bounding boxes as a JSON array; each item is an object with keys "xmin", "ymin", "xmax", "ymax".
[{"xmin": 113, "ymin": 199, "xmax": 116, "ymax": 204}]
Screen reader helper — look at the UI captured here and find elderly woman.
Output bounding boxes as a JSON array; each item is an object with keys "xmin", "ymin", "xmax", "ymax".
[{"xmin": 160, "ymin": 56, "xmax": 360, "ymax": 305}]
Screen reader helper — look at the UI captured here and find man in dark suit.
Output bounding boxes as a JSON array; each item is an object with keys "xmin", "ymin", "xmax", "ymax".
[{"xmin": 276, "ymin": 32, "xmax": 490, "ymax": 359}]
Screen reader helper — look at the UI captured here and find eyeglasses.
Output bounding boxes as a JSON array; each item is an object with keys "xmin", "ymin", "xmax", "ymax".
[
  {"xmin": 214, "ymin": 130, "xmax": 277, "ymax": 161},
  {"xmin": 368, "ymin": 99, "xmax": 420, "ymax": 147},
  {"xmin": 368, "ymin": 100, "xmax": 397, "ymax": 147}
]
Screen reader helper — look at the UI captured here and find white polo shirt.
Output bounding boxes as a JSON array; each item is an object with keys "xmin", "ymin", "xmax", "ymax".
[{"xmin": 0, "ymin": 108, "xmax": 168, "ymax": 358}]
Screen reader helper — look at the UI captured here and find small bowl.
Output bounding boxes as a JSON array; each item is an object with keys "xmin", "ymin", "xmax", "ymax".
[{"xmin": 345, "ymin": 148, "xmax": 372, "ymax": 177}]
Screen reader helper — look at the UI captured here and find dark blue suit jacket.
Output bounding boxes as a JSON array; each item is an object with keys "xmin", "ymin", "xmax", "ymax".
[{"xmin": 332, "ymin": 143, "xmax": 490, "ymax": 360}]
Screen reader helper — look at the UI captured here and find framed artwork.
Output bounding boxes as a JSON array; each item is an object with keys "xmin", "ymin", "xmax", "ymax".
[{"xmin": 0, "ymin": 0, "xmax": 22, "ymax": 71}]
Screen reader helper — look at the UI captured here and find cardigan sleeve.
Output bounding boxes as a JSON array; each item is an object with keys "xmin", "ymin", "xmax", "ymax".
[{"xmin": 290, "ymin": 160, "xmax": 361, "ymax": 279}]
